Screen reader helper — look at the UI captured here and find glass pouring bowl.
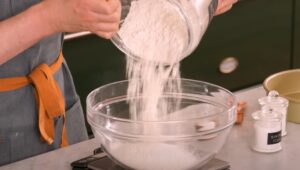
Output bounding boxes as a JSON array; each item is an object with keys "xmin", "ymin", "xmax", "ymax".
[
  {"xmin": 87, "ymin": 79, "xmax": 236, "ymax": 170},
  {"xmin": 111, "ymin": 0, "xmax": 194, "ymax": 65},
  {"xmin": 111, "ymin": 0, "xmax": 218, "ymax": 65}
]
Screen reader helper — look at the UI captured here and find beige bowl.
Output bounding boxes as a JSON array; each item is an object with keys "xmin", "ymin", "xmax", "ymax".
[{"xmin": 263, "ymin": 69, "xmax": 300, "ymax": 123}]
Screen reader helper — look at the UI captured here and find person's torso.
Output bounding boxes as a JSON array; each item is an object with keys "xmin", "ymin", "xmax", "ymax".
[
  {"xmin": 0, "ymin": 0, "xmax": 88, "ymax": 165},
  {"xmin": 0, "ymin": 0, "xmax": 63, "ymax": 78}
]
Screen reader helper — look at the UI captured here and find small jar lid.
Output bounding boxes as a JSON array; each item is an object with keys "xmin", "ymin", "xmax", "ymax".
[
  {"xmin": 252, "ymin": 105, "xmax": 282, "ymax": 121},
  {"xmin": 258, "ymin": 90, "xmax": 289, "ymax": 107}
]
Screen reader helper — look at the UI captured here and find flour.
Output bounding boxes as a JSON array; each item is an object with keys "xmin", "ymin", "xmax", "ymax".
[
  {"xmin": 108, "ymin": 143, "xmax": 211, "ymax": 170},
  {"xmin": 119, "ymin": 0, "xmax": 189, "ymax": 64},
  {"xmin": 119, "ymin": 0, "xmax": 210, "ymax": 64},
  {"xmin": 110, "ymin": 0, "xmax": 212, "ymax": 168},
  {"xmin": 121, "ymin": 0, "xmax": 186, "ymax": 121},
  {"xmin": 119, "ymin": 0, "xmax": 210, "ymax": 121}
]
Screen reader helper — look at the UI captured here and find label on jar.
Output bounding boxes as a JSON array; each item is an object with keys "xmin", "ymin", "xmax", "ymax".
[{"xmin": 267, "ymin": 131, "xmax": 282, "ymax": 145}]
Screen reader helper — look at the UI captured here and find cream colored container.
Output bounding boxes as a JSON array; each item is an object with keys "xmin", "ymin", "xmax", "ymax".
[{"xmin": 263, "ymin": 69, "xmax": 300, "ymax": 123}]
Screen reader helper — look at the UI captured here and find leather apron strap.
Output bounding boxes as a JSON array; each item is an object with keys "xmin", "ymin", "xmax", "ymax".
[{"xmin": 0, "ymin": 52, "xmax": 68, "ymax": 147}]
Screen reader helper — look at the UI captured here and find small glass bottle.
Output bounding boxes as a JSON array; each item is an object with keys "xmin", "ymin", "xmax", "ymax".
[
  {"xmin": 252, "ymin": 105, "xmax": 282, "ymax": 153},
  {"xmin": 258, "ymin": 90, "xmax": 289, "ymax": 136}
]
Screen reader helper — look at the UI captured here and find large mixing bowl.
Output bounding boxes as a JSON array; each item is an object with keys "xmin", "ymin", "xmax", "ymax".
[{"xmin": 87, "ymin": 79, "xmax": 236, "ymax": 170}]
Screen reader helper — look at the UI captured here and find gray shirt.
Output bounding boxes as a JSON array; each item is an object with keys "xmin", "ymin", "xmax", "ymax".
[{"xmin": 0, "ymin": 0, "xmax": 88, "ymax": 165}]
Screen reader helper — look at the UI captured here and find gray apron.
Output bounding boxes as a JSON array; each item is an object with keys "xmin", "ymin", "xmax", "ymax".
[{"xmin": 0, "ymin": 0, "xmax": 88, "ymax": 165}]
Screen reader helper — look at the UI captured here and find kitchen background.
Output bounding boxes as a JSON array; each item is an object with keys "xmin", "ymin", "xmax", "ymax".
[{"xmin": 62, "ymin": 0, "xmax": 299, "ymax": 134}]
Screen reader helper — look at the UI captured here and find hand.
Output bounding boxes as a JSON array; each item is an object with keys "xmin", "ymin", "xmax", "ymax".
[
  {"xmin": 215, "ymin": 0, "xmax": 238, "ymax": 16},
  {"xmin": 41, "ymin": 0, "xmax": 121, "ymax": 39}
]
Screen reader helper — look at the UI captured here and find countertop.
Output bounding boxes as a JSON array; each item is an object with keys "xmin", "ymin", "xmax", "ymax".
[{"xmin": 1, "ymin": 86, "xmax": 300, "ymax": 170}]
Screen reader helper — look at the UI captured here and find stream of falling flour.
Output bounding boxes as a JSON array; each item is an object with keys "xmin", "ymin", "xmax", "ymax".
[{"xmin": 120, "ymin": 0, "xmax": 190, "ymax": 121}]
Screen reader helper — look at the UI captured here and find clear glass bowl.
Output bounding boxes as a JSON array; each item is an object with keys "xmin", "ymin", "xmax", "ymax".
[
  {"xmin": 87, "ymin": 79, "xmax": 236, "ymax": 170},
  {"xmin": 112, "ymin": 0, "xmax": 218, "ymax": 65}
]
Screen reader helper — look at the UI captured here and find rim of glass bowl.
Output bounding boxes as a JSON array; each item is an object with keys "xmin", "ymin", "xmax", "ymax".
[
  {"xmin": 86, "ymin": 79, "xmax": 237, "ymax": 137},
  {"xmin": 110, "ymin": 0, "xmax": 193, "ymax": 66}
]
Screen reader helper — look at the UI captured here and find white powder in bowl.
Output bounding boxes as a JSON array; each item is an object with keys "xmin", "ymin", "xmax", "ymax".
[{"xmin": 108, "ymin": 143, "xmax": 211, "ymax": 170}]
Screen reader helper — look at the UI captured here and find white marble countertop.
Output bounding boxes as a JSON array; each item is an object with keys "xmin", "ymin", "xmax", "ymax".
[{"xmin": 1, "ymin": 85, "xmax": 300, "ymax": 170}]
